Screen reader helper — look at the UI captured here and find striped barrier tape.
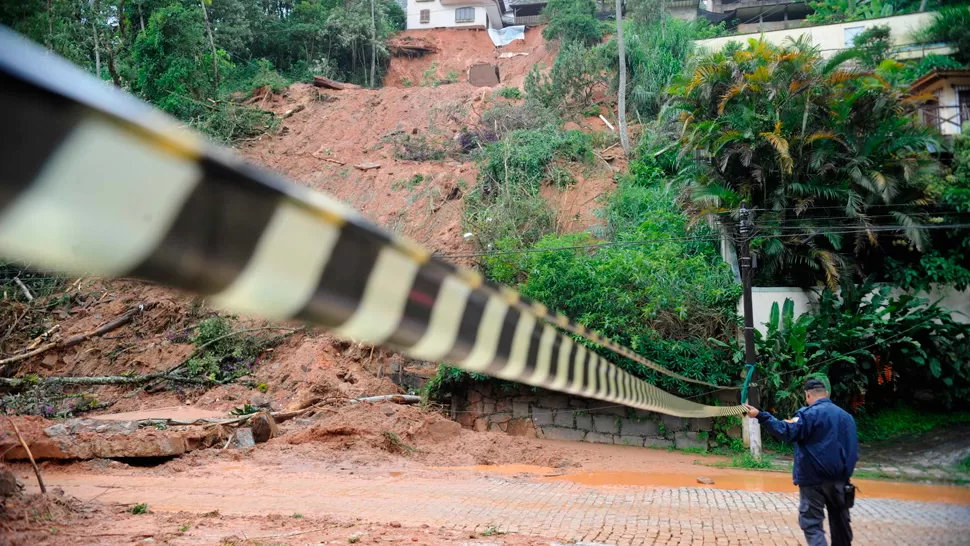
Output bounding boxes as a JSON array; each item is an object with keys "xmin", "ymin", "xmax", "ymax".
[{"xmin": 0, "ymin": 27, "xmax": 744, "ymax": 418}]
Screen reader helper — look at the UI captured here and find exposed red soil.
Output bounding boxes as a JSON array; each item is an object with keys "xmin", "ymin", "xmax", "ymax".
[
  {"xmin": 384, "ymin": 28, "xmax": 558, "ymax": 90},
  {"xmin": 1, "ymin": 491, "xmax": 561, "ymax": 546}
]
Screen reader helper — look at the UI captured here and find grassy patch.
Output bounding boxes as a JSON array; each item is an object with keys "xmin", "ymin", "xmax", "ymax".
[
  {"xmin": 728, "ymin": 452, "xmax": 773, "ymax": 469},
  {"xmin": 497, "ymin": 86, "xmax": 523, "ymax": 100},
  {"xmin": 129, "ymin": 503, "xmax": 148, "ymax": 515},
  {"xmin": 958, "ymin": 456, "xmax": 970, "ymax": 473},
  {"xmin": 856, "ymin": 406, "xmax": 970, "ymax": 444}
]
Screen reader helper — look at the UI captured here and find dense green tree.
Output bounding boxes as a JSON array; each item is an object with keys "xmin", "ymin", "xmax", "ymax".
[
  {"xmin": 132, "ymin": 2, "xmax": 224, "ymax": 116},
  {"xmin": 668, "ymin": 38, "xmax": 940, "ymax": 288},
  {"xmin": 540, "ymin": 0, "xmax": 602, "ymax": 47}
]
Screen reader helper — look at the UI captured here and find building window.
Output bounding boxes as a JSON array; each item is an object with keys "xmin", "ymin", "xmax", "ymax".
[
  {"xmin": 455, "ymin": 7, "xmax": 475, "ymax": 23},
  {"xmin": 843, "ymin": 26, "xmax": 865, "ymax": 48},
  {"xmin": 420, "ymin": 9, "xmax": 430, "ymax": 23}
]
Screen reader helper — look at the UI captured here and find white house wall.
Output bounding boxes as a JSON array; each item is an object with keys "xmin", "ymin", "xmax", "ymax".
[
  {"xmin": 407, "ymin": 0, "xmax": 494, "ymax": 29},
  {"xmin": 695, "ymin": 12, "xmax": 951, "ymax": 60},
  {"xmin": 742, "ymin": 285, "xmax": 970, "ymax": 335}
]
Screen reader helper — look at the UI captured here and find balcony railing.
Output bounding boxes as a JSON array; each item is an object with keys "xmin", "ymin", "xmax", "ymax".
[{"xmin": 918, "ymin": 104, "xmax": 970, "ymax": 136}]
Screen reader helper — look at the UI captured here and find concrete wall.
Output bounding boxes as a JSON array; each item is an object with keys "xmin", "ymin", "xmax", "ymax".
[
  {"xmin": 695, "ymin": 12, "xmax": 951, "ymax": 60},
  {"xmin": 454, "ymin": 383, "xmax": 740, "ymax": 450},
  {"xmin": 745, "ymin": 285, "xmax": 970, "ymax": 334},
  {"xmin": 407, "ymin": 0, "xmax": 490, "ymax": 30}
]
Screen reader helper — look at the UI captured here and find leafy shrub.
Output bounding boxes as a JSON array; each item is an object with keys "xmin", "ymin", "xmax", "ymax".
[
  {"xmin": 223, "ymin": 58, "xmax": 292, "ymax": 94},
  {"xmin": 129, "ymin": 504, "xmax": 148, "ymax": 515},
  {"xmin": 525, "ymin": 42, "xmax": 604, "ymax": 112},
  {"xmin": 191, "ymin": 103, "xmax": 278, "ymax": 144},
  {"xmin": 541, "ymin": 0, "xmax": 602, "ymax": 46},
  {"xmin": 898, "ymin": 54, "xmax": 964, "ymax": 84},
  {"xmin": 184, "ymin": 316, "xmax": 284, "ymax": 383},
  {"xmin": 476, "ymin": 126, "xmax": 592, "ymax": 196},
  {"xmin": 497, "ymin": 86, "xmax": 524, "ymax": 100},
  {"xmin": 393, "ymin": 134, "xmax": 453, "ymax": 161},
  {"xmin": 921, "ymin": 6, "xmax": 970, "ymax": 64},
  {"xmin": 756, "ymin": 284, "xmax": 970, "ymax": 416},
  {"xmin": 482, "ymin": 185, "xmax": 741, "ymax": 397}
]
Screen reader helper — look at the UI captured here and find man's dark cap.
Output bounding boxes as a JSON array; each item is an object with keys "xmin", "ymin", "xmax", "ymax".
[{"xmin": 804, "ymin": 378, "xmax": 827, "ymax": 391}]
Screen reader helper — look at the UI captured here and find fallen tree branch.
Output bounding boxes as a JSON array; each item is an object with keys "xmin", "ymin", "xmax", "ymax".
[
  {"xmin": 12, "ymin": 278, "xmax": 33, "ymax": 302},
  {"xmin": 350, "ymin": 395, "xmax": 421, "ymax": 404},
  {"xmin": 0, "ymin": 304, "xmax": 146, "ymax": 367},
  {"xmin": 0, "ymin": 372, "xmax": 213, "ymax": 389},
  {"xmin": 4, "ymin": 416, "xmax": 45, "ymax": 494},
  {"xmin": 158, "ymin": 326, "xmax": 301, "ymax": 379}
]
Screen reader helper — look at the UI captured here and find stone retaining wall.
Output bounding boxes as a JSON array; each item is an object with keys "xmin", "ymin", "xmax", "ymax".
[{"xmin": 453, "ymin": 383, "xmax": 740, "ymax": 450}]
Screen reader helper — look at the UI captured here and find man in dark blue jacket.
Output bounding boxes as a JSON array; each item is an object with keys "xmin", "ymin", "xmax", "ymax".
[{"xmin": 744, "ymin": 379, "xmax": 858, "ymax": 546}]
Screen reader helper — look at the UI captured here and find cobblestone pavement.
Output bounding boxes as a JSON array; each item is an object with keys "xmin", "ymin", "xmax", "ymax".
[{"xmin": 44, "ymin": 470, "xmax": 970, "ymax": 546}]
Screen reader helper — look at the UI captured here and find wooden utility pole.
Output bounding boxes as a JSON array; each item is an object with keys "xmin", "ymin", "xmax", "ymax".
[
  {"xmin": 738, "ymin": 204, "xmax": 762, "ymax": 458},
  {"xmin": 370, "ymin": 0, "xmax": 377, "ymax": 88},
  {"xmin": 200, "ymin": 0, "xmax": 219, "ymax": 88},
  {"xmin": 615, "ymin": 0, "xmax": 630, "ymax": 156}
]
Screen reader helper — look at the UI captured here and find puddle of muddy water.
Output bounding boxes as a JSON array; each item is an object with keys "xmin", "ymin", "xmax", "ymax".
[{"xmin": 458, "ymin": 466, "xmax": 970, "ymax": 506}]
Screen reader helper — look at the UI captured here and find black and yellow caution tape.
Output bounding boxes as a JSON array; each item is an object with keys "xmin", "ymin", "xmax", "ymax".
[{"xmin": 0, "ymin": 28, "xmax": 744, "ymax": 418}]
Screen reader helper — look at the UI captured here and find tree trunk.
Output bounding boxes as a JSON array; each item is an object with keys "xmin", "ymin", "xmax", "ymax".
[
  {"xmin": 370, "ymin": 0, "xmax": 377, "ymax": 89},
  {"xmin": 105, "ymin": 42, "xmax": 123, "ymax": 87},
  {"xmin": 119, "ymin": 0, "xmax": 127, "ymax": 41},
  {"xmin": 919, "ymin": 0, "xmax": 928, "ymax": 11},
  {"xmin": 199, "ymin": 0, "xmax": 219, "ymax": 89},
  {"xmin": 616, "ymin": 0, "xmax": 630, "ymax": 156},
  {"xmin": 139, "ymin": 3, "xmax": 145, "ymax": 32},
  {"xmin": 47, "ymin": 0, "xmax": 53, "ymax": 47},
  {"xmin": 92, "ymin": 21, "xmax": 101, "ymax": 79}
]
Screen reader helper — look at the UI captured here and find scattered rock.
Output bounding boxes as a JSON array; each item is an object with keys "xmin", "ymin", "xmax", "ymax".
[
  {"xmin": 249, "ymin": 394, "xmax": 272, "ymax": 409},
  {"xmin": 382, "ymin": 406, "xmax": 397, "ymax": 417},
  {"xmin": 232, "ymin": 428, "xmax": 256, "ymax": 448},
  {"xmin": 389, "ymin": 521, "xmax": 402, "ymax": 528},
  {"xmin": 250, "ymin": 412, "xmax": 279, "ymax": 444},
  {"xmin": 0, "ymin": 465, "xmax": 23, "ymax": 498},
  {"xmin": 697, "ymin": 476, "xmax": 715, "ymax": 485}
]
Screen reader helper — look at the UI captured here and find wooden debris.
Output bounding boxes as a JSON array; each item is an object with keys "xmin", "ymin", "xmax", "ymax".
[
  {"xmin": 387, "ymin": 37, "xmax": 439, "ymax": 57},
  {"xmin": 354, "ymin": 162, "xmax": 381, "ymax": 171},
  {"xmin": 599, "ymin": 114, "xmax": 616, "ymax": 132},
  {"xmin": 350, "ymin": 395, "xmax": 421, "ymax": 404},
  {"xmin": 282, "ymin": 104, "xmax": 305, "ymax": 119},
  {"xmin": 5, "ymin": 417, "xmax": 45, "ymax": 494},
  {"xmin": 312, "ymin": 76, "xmax": 360, "ymax": 91},
  {"xmin": 0, "ymin": 304, "xmax": 146, "ymax": 368}
]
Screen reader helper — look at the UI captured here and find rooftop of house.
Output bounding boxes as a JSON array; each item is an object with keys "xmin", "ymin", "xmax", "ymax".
[{"xmin": 909, "ymin": 69, "xmax": 970, "ymax": 92}]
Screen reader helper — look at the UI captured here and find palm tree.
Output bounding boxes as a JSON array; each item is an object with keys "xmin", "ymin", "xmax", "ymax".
[{"xmin": 667, "ymin": 37, "xmax": 939, "ymax": 288}]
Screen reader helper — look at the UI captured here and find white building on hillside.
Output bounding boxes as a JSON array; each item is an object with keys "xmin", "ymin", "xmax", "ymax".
[
  {"xmin": 406, "ymin": 0, "xmax": 506, "ymax": 30},
  {"xmin": 695, "ymin": 12, "xmax": 950, "ymax": 60}
]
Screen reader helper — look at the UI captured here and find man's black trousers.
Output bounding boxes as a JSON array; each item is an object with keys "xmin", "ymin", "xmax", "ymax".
[{"xmin": 799, "ymin": 482, "xmax": 852, "ymax": 546}]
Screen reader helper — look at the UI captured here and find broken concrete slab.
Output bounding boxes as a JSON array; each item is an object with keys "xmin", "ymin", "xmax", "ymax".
[
  {"xmin": 468, "ymin": 64, "xmax": 500, "ymax": 87},
  {"xmin": 90, "ymin": 406, "xmax": 228, "ymax": 422},
  {"xmin": 3, "ymin": 416, "xmax": 224, "ymax": 461}
]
